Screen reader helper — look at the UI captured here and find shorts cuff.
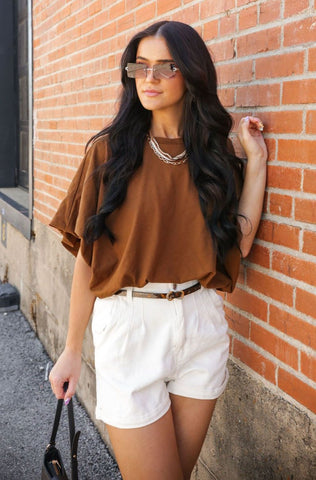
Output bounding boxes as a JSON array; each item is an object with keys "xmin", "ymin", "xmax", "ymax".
[
  {"xmin": 95, "ymin": 399, "xmax": 171, "ymax": 429},
  {"xmin": 167, "ymin": 368, "xmax": 229, "ymax": 400}
]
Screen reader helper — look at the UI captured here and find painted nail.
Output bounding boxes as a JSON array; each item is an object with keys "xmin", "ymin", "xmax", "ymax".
[
  {"xmin": 64, "ymin": 398, "xmax": 70, "ymax": 406},
  {"xmin": 258, "ymin": 123, "xmax": 264, "ymax": 131}
]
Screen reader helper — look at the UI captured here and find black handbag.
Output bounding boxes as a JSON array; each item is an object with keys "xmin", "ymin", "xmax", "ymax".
[{"xmin": 42, "ymin": 393, "xmax": 81, "ymax": 480}]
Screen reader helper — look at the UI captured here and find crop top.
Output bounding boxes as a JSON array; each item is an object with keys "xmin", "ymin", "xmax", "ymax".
[{"xmin": 49, "ymin": 136, "xmax": 241, "ymax": 297}]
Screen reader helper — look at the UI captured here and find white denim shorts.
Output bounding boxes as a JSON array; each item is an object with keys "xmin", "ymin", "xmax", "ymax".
[{"xmin": 91, "ymin": 280, "xmax": 229, "ymax": 429}]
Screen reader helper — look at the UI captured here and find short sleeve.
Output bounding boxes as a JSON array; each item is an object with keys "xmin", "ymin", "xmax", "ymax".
[
  {"xmin": 212, "ymin": 245, "xmax": 241, "ymax": 293},
  {"xmin": 49, "ymin": 137, "xmax": 108, "ymax": 263}
]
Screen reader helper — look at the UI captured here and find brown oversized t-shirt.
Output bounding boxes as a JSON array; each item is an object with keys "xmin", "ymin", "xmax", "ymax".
[{"xmin": 50, "ymin": 135, "xmax": 241, "ymax": 297}]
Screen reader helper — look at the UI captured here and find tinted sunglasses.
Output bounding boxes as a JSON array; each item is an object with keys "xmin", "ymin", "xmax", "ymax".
[{"xmin": 125, "ymin": 62, "xmax": 179, "ymax": 80}]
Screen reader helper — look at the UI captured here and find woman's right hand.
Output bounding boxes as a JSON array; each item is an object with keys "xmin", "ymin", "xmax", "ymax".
[{"xmin": 49, "ymin": 347, "xmax": 82, "ymax": 404}]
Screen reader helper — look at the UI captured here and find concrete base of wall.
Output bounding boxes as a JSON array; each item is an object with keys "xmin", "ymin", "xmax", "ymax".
[
  {"xmin": 192, "ymin": 361, "xmax": 316, "ymax": 480},
  {"xmin": 1, "ymin": 218, "xmax": 315, "ymax": 480}
]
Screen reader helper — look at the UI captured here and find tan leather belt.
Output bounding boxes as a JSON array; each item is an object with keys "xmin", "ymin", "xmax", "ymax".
[{"xmin": 115, "ymin": 282, "xmax": 201, "ymax": 301}]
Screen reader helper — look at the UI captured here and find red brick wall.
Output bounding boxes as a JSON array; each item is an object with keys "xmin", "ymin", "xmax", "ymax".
[{"xmin": 33, "ymin": 0, "xmax": 316, "ymax": 413}]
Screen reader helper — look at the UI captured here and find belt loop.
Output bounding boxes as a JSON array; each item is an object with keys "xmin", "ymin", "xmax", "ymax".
[{"xmin": 127, "ymin": 288, "xmax": 133, "ymax": 301}]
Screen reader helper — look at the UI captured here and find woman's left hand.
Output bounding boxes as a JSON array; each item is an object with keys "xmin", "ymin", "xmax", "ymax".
[{"xmin": 237, "ymin": 116, "xmax": 267, "ymax": 162}]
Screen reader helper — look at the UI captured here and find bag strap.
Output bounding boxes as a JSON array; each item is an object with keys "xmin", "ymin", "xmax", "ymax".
[
  {"xmin": 48, "ymin": 384, "xmax": 81, "ymax": 480},
  {"xmin": 67, "ymin": 396, "xmax": 80, "ymax": 480},
  {"xmin": 49, "ymin": 398, "xmax": 63, "ymax": 446}
]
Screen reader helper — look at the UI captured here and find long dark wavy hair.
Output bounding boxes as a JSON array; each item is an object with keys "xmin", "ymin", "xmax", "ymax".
[{"xmin": 84, "ymin": 20, "xmax": 244, "ymax": 263}]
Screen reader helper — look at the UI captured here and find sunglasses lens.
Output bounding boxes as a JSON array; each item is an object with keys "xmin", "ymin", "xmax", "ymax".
[
  {"xmin": 154, "ymin": 63, "xmax": 177, "ymax": 79},
  {"xmin": 126, "ymin": 63, "xmax": 146, "ymax": 78}
]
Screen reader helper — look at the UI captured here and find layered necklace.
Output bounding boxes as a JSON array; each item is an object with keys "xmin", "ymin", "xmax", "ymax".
[{"xmin": 147, "ymin": 133, "xmax": 188, "ymax": 165}]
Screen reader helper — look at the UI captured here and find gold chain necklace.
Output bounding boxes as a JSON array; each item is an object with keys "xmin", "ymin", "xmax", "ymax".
[{"xmin": 147, "ymin": 133, "xmax": 188, "ymax": 165}]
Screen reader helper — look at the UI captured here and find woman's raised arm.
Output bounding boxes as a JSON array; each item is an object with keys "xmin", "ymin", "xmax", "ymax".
[{"xmin": 237, "ymin": 116, "xmax": 268, "ymax": 258}]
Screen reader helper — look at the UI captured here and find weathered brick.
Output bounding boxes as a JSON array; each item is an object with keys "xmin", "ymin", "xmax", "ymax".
[
  {"xmin": 296, "ymin": 288, "xmax": 316, "ymax": 318},
  {"xmin": 309, "ymin": 47, "xmax": 316, "ymax": 71},
  {"xmin": 278, "ymin": 140, "xmax": 316, "ymax": 164},
  {"xmin": 303, "ymin": 169, "xmax": 316, "ymax": 194},
  {"xmin": 270, "ymin": 305, "xmax": 316, "ymax": 350},
  {"xmin": 238, "ymin": 4, "xmax": 257, "ymax": 31},
  {"xmin": 257, "ymin": 220, "xmax": 301, "ymax": 250},
  {"xmin": 284, "ymin": 17, "xmax": 316, "ymax": 46},
  {"xmin": 259, "ymin": 110, "xmax": 303, "ymax": 134},
  {"xmin": 256, "ymin": 52, "xmax": 304, "ymax": 79},
  {"xmin": 203, "ymin": 19, "xmax": 218, "ymax": 41},
  {"xmin": 306, "ymin": 110, "xmax": 316, "ymax": 134},
  {"xmin": 303, "ymin": 230, "xmax": 316, "ymax": 256},
  {"xmin": 233, "ymin": 338, "xmax": 276, "ymax": 383},
  {"xmin": 295, "ymin": 198, "xmax": 316, "ymax": 224},
  {"xmin": 225, "ymin": 307, "xmax": 250, "ymax": 338},
  {"xmin": 278, "ymin": 369, "xmax": 316, "ymax": 413},
  {"xmin": 218, "ymin": 87, "xmax": 235, "ymax": 107},
  {"xmin": 251, "ymin": 323, "xmax": 298, "ymax": 369},
  {"xmin": 247, "ymin": 269, "xmax": 294, "ymax": 306},
  {"xmin": 272, "ymin": 250, "xmax": 316, "ymax": 286},
  {"xmin": 236, "ymin": 83, "xmax": 280, "ymax": 107},
  {"xmin": 237, "ymin": 27, "xmax": 280, "ymax": 57},
  {"xmin": 228, "ymin": 287, "xmax": 268, "ymax": 321},
  {"xmin": 269, "ymin": 193, "xmax": 292, "ymax": 217},
  {"xmin": 267, "ymin": 165, "xmax": 302, "ymax": 191},
  {"xmin": 259, "ymin": 0, "xmax": 281, "ymax": 24},
  {"xmin": 219, "ymin": 13, "xmax": 236, "ymax": 36},
  {"xmin": 283, "ymin": 79, "xmax": 316, "ymax": 105},
  {"xmin": 301, "ymin": 352, "xmax": 316, "ymax": 382},
  {"xmin": 217, "ymin": 60, "xmax": 253, "ymax": 85},
  {"xmin": 135, "ymin": 2, "xmax": 156, "ymax": 24},
  {"xmin": 200, "ymin": 0, "xmax": 234, "ymax": 18},
  {"xmin": 157, "ymin": 0, "xmax": 181, "ymax": 15},
  {"xmin": 210, "ymin": 39, "xmax": 235, "ymax": 62},
  {"xmin": 170, "ymin": 4, "xmax": 200, "ymax": 24},
  {"xmin": 284, "ymin": 0, "xmax": 309, "ymax": 17}
]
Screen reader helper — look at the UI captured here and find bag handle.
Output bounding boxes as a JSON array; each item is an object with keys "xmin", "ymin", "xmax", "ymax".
[
  {"xmin": 48, "ymin": 397, "xmax": 63, "ymax": 447},
  {"xmin": 48, "ymin": 384, "xmax": 81, "ymax": 480},
  {"xmin": 67, "ymin": 396, "xmax": 80, "ymax": 480}
]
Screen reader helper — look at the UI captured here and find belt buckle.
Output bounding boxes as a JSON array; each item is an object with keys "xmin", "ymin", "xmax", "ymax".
[{"xmin": 166, "ymin": 290, "xmax": 185, "ymax": 301}]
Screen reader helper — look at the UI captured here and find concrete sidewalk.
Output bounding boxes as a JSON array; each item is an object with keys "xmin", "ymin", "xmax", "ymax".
[{"xmin": 0, "ymin": 309, "xmax": 122, "ymax": 480}]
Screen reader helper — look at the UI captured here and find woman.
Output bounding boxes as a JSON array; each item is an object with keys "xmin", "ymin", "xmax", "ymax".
[{"xmin": 49, "ymin": 21, "xmax": 267, "ymax": 480}]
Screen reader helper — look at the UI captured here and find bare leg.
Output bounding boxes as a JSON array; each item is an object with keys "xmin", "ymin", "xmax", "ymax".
[
  {"xmin": 170, "ymin": 394, "xmax": 217, "ymax": 480},
  {"xmin": 106, "ymin": 396, "xmax": 217, "ymax": 480},
  {"xmin": 106, "ymin": 408, "xmax": 184, "ymax": 480}
]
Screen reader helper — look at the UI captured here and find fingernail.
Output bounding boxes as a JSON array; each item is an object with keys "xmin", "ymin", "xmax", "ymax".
[
  {"xmin": 64, "ymin": 398, "xmax": 70, "ymax": 406},
  {"xmin": 258, "ymin": 123, "xmax": 264, "ymax": 131}
]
